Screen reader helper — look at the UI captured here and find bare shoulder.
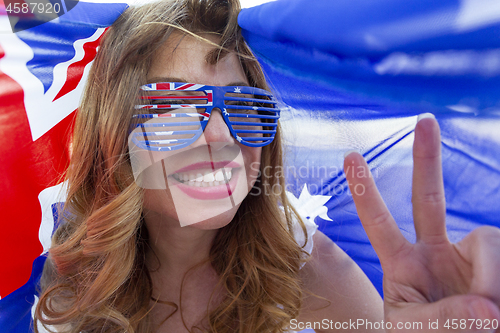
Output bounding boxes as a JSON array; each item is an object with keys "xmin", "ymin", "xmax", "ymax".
[{"xmin": 296, "ymin": 231, "xmax": 383, "ymax": 332}]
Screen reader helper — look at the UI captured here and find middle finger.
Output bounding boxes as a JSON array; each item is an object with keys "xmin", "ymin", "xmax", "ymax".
[{"xmin": 412, "ymin": 114, "xmax": 447, "ymax": 243}]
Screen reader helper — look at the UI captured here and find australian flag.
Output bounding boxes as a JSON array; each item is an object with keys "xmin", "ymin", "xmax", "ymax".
[{"xmin": 0, "ymin": 2, "xmax": 127, "ymax": 331}]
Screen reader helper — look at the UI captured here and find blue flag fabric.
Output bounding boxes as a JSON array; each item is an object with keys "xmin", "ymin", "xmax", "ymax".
[
  {"xmin": 239, "ymin": 0, "xmax": 500, "ymax": 296},
  {"xmin": 0, "ymin": 2, "xmax": 127, "ymax": 332},
  {"xmin": 239, "ymin": 0, "xmax": 500, "ymax": 114},
  {"xmin": 0, "ymin": 256, "xmax": 47, "ymax": 332}
]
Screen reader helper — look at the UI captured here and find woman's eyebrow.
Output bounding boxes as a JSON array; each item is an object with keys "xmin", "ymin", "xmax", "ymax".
[
  {"xmin": 147, "ymin": 76, "xmax": 187, "ymax": 83},
  {"xmin": 227, "ymin": 82, "xmax": 249, "ymax": 87},
  {"xmin": 146, "ymin": 77, "xmax": 249, "ymax": 87}
]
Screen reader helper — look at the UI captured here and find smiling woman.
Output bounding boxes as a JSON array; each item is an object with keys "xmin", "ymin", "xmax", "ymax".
[
  {"xmin": 133, "ymin": 32, "xmax": 265, "ymax": 228},
  {"xmin": 33, "ymin": 0, "xmax": 500, "ymax": 333},
  {"xmin": 33, "ymin": 0, "xmax": 320, "ymax": 332}
]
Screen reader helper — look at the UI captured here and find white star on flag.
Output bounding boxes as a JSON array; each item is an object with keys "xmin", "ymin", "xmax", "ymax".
[
  {"xmin": 234, "ymin": 87, "xmax": 241, "ymax": 93},
  {"xmin": 236, "ymin": 136, "xmax": 242, "ymax": 142},
  {"xmin": 286, "ymin": 185, "xmax": 333, "ymax": 222}
]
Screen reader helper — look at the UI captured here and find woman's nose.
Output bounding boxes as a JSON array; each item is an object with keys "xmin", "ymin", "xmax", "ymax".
[{"xmin": 202, "ymin": 108, "xmax": 234, "ymax": 144}]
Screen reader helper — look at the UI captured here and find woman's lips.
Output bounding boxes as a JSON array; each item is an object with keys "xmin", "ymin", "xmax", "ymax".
[{"xmin": 167, "ymin": 162, "xmax": 241, "ymax": 200}]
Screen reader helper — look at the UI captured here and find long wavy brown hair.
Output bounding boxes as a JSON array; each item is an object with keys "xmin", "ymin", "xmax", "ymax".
[{"xmin": 34, "ymin": 0, "xmax": 308, "ymax": 332}]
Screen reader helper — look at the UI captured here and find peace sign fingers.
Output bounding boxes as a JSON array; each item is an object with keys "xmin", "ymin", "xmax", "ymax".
[{"xmin": 344, "ymin": 114, "xmax": 450, "ymax": 264}]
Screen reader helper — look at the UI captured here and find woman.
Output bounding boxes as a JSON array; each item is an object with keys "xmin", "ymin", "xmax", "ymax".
[
  {"xmin": 35, "ymin": 0, "xmax": 500, "ymax": 332},
  {"xmin": 35, "ymin": 0, "xmax": 381, "ymax": 331}
]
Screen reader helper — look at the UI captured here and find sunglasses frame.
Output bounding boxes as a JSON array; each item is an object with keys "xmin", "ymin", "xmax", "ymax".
[{"xmin": 131, "ymin": 82, "xmax": 280, "ymax": 151}]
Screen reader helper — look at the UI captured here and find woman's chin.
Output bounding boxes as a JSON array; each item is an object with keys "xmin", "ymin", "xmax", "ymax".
[{"xmin": 186, "ymin": 205, "xmax": 240, "ymax": 230}]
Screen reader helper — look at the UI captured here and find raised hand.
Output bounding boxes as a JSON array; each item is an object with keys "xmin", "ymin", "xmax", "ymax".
[{"xmin": 344, "ymin": 114, "xmax": 500, "ymax": 333}]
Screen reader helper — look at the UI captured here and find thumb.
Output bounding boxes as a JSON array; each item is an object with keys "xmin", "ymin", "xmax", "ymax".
[{"xmin": 386, "ymin": 295, "xmax": 500, "ymax": 332}]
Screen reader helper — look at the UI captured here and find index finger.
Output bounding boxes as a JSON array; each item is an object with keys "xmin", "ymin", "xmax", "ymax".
[{"xmin": 344, "ymin": 151, "xmax": 410, "ymax": 262}]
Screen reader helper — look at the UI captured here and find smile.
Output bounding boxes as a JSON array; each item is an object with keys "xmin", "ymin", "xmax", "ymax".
[
  {"xmin": 171, "ymin": 168, "xmax": 233, "ymax": 187},
  {"xmin": 167, "ymin": 161, "xmax": 242, "ymax": 200}
]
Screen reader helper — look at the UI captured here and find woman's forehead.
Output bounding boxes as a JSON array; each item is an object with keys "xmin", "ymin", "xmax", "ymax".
[{"xmin": 147, "ymin": 32, "xmax": 248, "ymax": 86}]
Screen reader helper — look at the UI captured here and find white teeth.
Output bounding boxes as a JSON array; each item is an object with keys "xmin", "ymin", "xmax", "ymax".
[
  {"xmin": 173, "ymin": 168, "xmax": 233, "ymax": 186},
  {"xmin": 215, "ymin": 170, "xmax": 224, "ymax": 181},
  {"xmin": 203, "ymin": 173, "xmax": 215, "ymax": 182}
]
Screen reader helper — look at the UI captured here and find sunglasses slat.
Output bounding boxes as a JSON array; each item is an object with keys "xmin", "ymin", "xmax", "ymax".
[
  {"xmin": 134, "ymin": 112, "xmax": 206, "ymax": 117},
  {"xmin": 139, "ymin": 123, "xmax": 206, "ymax": 128},
  {"xmin": 135, "ymin": 104, "xmax": 212, "ymax": 109},
  {"xmin": 233, "ymin": 129, "xmax": 276, "ymax": 134},
  {"xmin": 141, "ymin": 95, "xmax": 207, "ymax": 100},
  {"xmin": 226, "ymin": 113, "xmax": 279, "ymax": 120},
  {"xmin": 133, "ymin": 130, "xmax": 200, "ymax": 137},
  {"xmin": 230, "ymin": 121, "xmax": 277, "ymax": 127},
  {"xmin": 224, "ymin": 105, "xmax": 278, "ymax": 113},
  {"xmin": 223, "ymin": 96, "xmax": 277, "ymax": 105},
  {"xmin": 239, "ymin": 136, "xmax": 275, "ymax": 142}
]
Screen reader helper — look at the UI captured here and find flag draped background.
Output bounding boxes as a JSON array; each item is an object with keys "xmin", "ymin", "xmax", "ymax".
[
  {"xmin": 1, "ymin": 0, "xmax": 500, "ymax": 331},
  {"xmin": 0, "ymin": 2, "xmax": 128, "ymax": 330}
]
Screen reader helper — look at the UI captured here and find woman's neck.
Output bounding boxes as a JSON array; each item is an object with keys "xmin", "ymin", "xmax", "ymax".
[{"xmin": 144, "ymin": 212, "xmax": 218, "ymax": 280}]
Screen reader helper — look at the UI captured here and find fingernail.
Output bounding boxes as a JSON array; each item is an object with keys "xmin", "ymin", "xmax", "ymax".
[
  {"xmin": 344, "ymin": 149, "xmax": 359, "ymax": 159},
  {"xmin": 417, "ymin": 112, "xmax": 435, "ymax": 122}
]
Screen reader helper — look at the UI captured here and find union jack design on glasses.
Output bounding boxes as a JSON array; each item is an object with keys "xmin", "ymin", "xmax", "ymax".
[{"xmin": 131, "ymin": 82, "xmax": 280, "ymax": 151}]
